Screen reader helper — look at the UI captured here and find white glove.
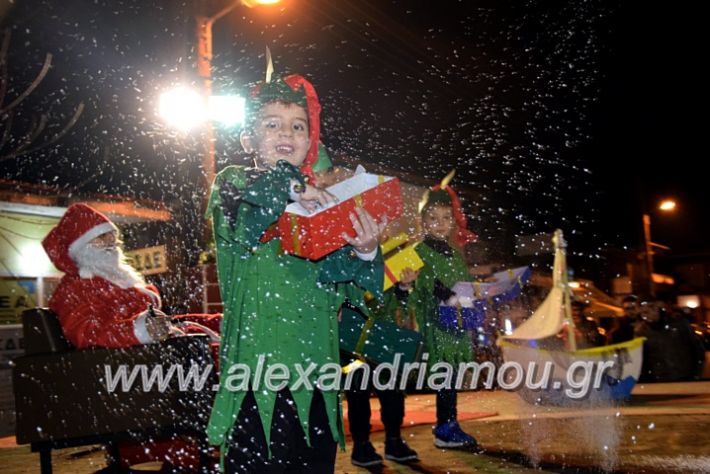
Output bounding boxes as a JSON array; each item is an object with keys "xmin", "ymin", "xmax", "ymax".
[
  {"xmin": 458, "ymin": 296, "xmax": 474, "ymax": 308},
  {"xmin": 445, "ymin": 295, "xmax": 459, "ymax": 307}
]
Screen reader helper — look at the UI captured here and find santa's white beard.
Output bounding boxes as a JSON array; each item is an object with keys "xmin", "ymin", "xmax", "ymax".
[{"xmin": 73, "ymin": 245, "xmax": 145, "ymax": 288}]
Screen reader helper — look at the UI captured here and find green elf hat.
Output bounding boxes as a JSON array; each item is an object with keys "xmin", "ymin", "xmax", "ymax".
[
  {"xmin": 245, "ymin": 61, "xmax": 321, "ymax": 181},
  {"xmin": 311, "ymin": 142, "xmax": 333, "ymax": 173},
  {"xmin": 244, "ymin": 76, "xmax": 308, "ymax": 121},
  {"xmin": 425, "ymin": 189, "xmax": 452, "ymax": 207}
]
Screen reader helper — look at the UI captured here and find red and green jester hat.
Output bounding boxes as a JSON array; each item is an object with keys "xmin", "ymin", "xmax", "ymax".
[
  {"xmin": 245, "ymin": 72, "xmax": 322, "ymax": 245},
  {"xmin": 245, "ymin": 73, "xmax": 321, "ymax": 183},
  {"xmin": 419, "ymin": 170, "xmax": 477, "ymax": 247}
]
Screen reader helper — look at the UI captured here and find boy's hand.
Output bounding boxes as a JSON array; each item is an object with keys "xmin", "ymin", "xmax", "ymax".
[
  {"xmin": 300, "ymin": 184, "xmax": 337, "ymax": 212},
  {"xmin": 398, "ymin": 267, "xmax": 420, "ymax": 290},
  {"xmin": 342, "ymin": 207, "xmax": 387, "ymax": 255}
]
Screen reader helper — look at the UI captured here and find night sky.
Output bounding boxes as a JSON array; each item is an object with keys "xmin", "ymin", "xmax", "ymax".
[{"xmin": 1, "ymin": 0, "xmax": 705, "ymax": 278}]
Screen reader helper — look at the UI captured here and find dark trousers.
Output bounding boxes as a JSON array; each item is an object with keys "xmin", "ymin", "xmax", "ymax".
[
  {"xmin": 224, "ymin": 389, "xmax": 336, "ymax": 474},
  {"xmin": 345, "ymin": 370, "xmax": 405, "ymax": 444},
  {"xmin": 436, "ymin": 387, "xmax": 458, "ymax": 426}
]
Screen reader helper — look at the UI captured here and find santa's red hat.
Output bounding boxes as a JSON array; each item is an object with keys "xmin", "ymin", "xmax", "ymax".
[{"xmin": 42, "ymin": 203, "xmax": 118, "ymax": 274}]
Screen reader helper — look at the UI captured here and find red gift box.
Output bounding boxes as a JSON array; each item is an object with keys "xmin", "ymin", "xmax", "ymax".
[{"xmin": 277, "ymin": 172, "xmax": 404, "ymax": 260}]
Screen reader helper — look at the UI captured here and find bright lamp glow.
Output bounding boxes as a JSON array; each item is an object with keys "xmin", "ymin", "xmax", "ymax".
[
  {"xmin": 504, "ymin": 319, "xmax": 513, "ymax": 335},
  {"xmin": 678, "ymin": 295, "xmax": 700, "ymax": 309},
  {"xmin": 208, "ymin": 95, "xmax": 245, "ymax": 127},
  {"xmin": 159, "ymin": 87, "xmax": 207, "ymax": 131},
  {"xmin": 659, "ymin": 199, "xmax": 676, "ymax": 212},
  {"xmin": 241, "ymin": 0, "xmax": 281, "ymax": 7}
]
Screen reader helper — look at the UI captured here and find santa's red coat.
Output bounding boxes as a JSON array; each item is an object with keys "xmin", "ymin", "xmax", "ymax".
[
  {"xmin": 48, "ymin": 275, "xmax": 163, "ymax": 349},
  {"xmin": 49, "ymin": 274, "xmax": 223, "ymax": 350}
]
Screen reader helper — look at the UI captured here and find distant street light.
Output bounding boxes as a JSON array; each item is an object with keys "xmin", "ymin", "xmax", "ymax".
[
  {"xmin": 659, "ymin": 199, "xmax": 676, "ymax": 212},
  {"xmin": 642, "ymin": 199, "xmax": 677, "ymax": 298},
  {"xmin": 242, "ymin": 0, "xmax": 281, "ymax": 6}
]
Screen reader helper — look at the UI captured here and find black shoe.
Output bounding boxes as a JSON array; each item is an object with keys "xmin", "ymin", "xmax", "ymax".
[
  {"xmin": 384, "ymin": 437, "xmax": 419, "ymax": 462},
  {"xmin": 351, "ymin": 441, "xmax": 384, "ymax": 467}
]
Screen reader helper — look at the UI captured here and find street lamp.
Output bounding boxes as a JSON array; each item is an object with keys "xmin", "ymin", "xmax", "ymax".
[
  {"xmin": 195, "ymin": 0, "xmax": 282, "ymax": 192},
  {"xmin": 642, "ymin": 199, "xmax": 676, "ymax": 298},
  {"xmin": 157, "ymin": 0, "xmax": 279, "ymax": 252},
  {"xmin": 158, "ymin": 89, "xmax": 245, "ymax": 130},
  {"xmin": 158, "ymin": 87, "xmax": 207, "ymax": 131}
]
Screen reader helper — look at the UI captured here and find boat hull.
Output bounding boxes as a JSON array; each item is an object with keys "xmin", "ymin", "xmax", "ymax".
[{"xmin": 499, "ymin": 337, "xmax": 645, "ymax": 404}]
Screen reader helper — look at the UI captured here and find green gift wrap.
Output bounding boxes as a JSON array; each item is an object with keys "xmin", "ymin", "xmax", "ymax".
[{"xmin": 339, "ymin": 304, "xmax": 423, "ymax": 365}]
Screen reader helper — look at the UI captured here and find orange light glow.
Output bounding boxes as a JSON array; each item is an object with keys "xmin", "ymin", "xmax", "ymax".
[
  {"xmin": 241, "ymin": 0, "xmax": 281, "ymax": 7},
  {"xmin": 659, "ymin": 199, "xmax": 676, "ymax": 212}
]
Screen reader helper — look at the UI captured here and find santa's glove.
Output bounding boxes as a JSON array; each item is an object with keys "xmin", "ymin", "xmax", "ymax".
[{"xmin": 144, "ymin": 313, "xmax": 174, "ymax": 342}]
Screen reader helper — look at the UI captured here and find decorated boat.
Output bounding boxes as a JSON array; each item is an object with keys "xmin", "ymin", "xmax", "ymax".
[{"xmin": 497, "ymin": 230, "xmax": 644, "ymax": 404}]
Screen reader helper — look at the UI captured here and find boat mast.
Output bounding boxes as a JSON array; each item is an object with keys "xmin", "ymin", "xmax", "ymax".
[{"xmin": 553, "ymin": 229, "xmax": 577, "ymax": 352}]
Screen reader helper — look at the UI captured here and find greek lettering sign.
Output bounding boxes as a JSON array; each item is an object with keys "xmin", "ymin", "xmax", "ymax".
[
  {"xmin": 125, "ymin": 245, "xmax": 167, "ymax": 276},
  {"xmin": 0, "ymin": 279, "xmax": 36, "ymax": 325}
]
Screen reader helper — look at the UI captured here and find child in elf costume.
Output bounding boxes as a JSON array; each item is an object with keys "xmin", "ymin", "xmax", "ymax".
[
  {"xmin": 205, "ymin": 73, "xmax": 385, "ymax": 473},
  {"xmin": 312, "ymin": 144, "xmax": 419, "ymax": 467},
  {"xmin": 387, "ymin": 178, "xmax": 479, "ymax": 449}
]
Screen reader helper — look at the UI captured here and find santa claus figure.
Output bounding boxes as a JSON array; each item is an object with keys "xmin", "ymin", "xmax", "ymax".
[
  {"xmin": 43, "ymin": 203, "xmax": 221, "ymax": 349},
  {"xmin": 42, "ymin": 203, "xmax": 220, "ymax": 470}
]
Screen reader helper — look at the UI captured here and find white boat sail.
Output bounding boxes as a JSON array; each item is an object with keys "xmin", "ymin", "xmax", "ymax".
[{"xmin": 498, "ymin": 230, "xmax": 645, "ymax": 403}]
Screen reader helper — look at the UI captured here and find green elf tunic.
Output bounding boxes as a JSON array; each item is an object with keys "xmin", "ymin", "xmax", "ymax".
[
  {"xmin": 206, "ymin": 161, "xmax": 383, "ymax": 457},
  {"xmin": 378, "ymin": 240, "xmax": 472, "ymax": 366},
  {"xmin": 412, "ymin": 242, "xmax": 473, "ymax": 366}
]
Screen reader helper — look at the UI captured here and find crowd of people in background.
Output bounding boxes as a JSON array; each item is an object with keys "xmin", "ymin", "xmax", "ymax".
[{"xmin": 480, "ymin": 287, "xmax": 706, "ymax": 382}]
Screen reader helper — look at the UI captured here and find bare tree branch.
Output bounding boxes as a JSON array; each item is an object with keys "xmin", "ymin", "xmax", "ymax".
[
  {"xmin": 0, "ymin": 29, "xmax": 11, "ymax": 107},
  {"xmin": 0, "ymin": 30, "xmax": 83, "ymax": 162},
  {"xmin": 0, "ymin": 102, "xmax": 85, "ymax": 161},
  {"xmin": 0, "ymin": 110, "xmax": 13, "ymax": 149},
  {"xmin": 6, "ymin": 113, "xmax": 49, "ymax": 156}
]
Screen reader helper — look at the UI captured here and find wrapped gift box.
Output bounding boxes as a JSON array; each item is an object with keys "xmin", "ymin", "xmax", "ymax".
[
  {"xmin": 438, "ymin": 304, "xmax": 486, "ymax": 331},
  {"xmin": 277, "ymin": 172, "xmax": 403, "ymax": 260},
  {"xmin": 451, "ymin": 266, "xmax": 531, "ymax": 304},
  {"xmin": 437, "ymin": 266, "xmax": 531, "ymax": 331},
  {"xmin": 339, "ymin": 304, "xmax": 423, "ymax": 366},
  {"xmin": 381, "ymin": 233, "xmax": 425, "ymax": 292}
]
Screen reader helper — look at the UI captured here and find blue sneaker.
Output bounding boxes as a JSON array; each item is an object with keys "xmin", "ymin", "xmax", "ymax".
[{"xmin": 433, "ymin": 421, "xmax": 477, "ymax": 448}]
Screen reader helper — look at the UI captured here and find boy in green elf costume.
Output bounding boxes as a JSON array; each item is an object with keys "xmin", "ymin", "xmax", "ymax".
[
  {"xmin": 312, "ymin": 143, "xmax": 419, "ymax": 467},
  {"xmin": 384, "ymin": 176, "xmax": 479, "ymax": 449},
  {"xmin": 206, "ymin": 73, "xmax": 385, "ymax": 473}
]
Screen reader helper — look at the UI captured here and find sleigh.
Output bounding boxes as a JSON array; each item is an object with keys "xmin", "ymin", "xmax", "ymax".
[{"xmin": 12, "ymin": 308, "xmax": 217, "ymax": 473}]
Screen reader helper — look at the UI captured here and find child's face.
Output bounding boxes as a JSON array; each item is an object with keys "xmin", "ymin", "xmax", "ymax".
[
  {"xmin": 313, "ymin": 168, "xmax": 337, "ymax": 188},
  {"xmin": 422, "ymin": 204, "xmax": 454, "ymax": 241},
  {"xmin": 242, "ymin": 101, "xmax": 311, "ymax": 168}
]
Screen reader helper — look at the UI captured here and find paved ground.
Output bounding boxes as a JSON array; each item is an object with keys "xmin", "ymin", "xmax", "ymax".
[
  {"xmin": 335, "ymin": 381, "xmax": 710, "ymax": 473},
  {"xmin": 2, "ymin": 382, "xmax": 709, "ymax": 473}
]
